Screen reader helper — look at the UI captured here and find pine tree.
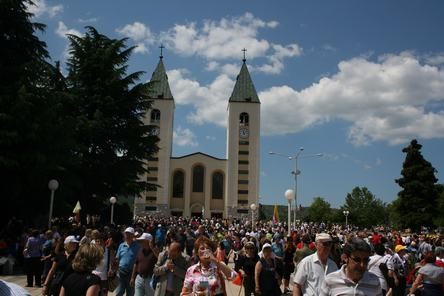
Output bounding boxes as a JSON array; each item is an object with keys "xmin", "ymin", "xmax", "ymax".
[
  {"xmin": 65, "ymin": 27, "xmax": 159, "ymax": 213},
  {"xmin": 395, "ymin": 139, "xmax": 439, "ymax": 230},
  {"xmin": 0, "ymin": 0, "xmax": 72, "ymax": 225}
]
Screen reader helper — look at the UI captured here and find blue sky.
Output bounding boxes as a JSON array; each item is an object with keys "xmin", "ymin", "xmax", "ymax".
[{"xmin": 28, "ymin": 0, "xmax": 444, "ymax": 208}]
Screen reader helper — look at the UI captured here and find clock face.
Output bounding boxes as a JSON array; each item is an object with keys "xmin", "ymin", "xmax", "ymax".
[{"xmin": 239, "ymin": 128, "xmax": 249, "ymax": 138}]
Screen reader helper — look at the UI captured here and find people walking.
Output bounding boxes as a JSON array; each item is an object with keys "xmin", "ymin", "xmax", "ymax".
[
  {"xmin": 131, "ymin": 233, "xmax": 157, "ymax": 296},
  {"xmin": 320, "ymin": 237, "xmax": 382, "ymax": 296},
  {"xmin": 23, "ymin": 229, "xmax": 43, "ymax": 287},
  {"xmin": 293, "ymin": 233, "xmax": 338, "ymax": 296},
  {"xmin": 114, "ymin": 227, "xmax": 140, "ymax": 296},
  {"xmin": 153, "ymin": 241, "xmax": 191, "ymax": 296},
  {"xmin": 234, "ymin": 241, "xmax": 259, "ymax": 296}
]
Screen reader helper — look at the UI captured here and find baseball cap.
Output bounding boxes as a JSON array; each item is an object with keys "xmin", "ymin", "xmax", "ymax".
[
  {"xmin": 315, "ymin": 233, "xmax": 332, "ymax": 242},
  {"xmin": 395, "ymin": 245, "xmax": 407, "ymax": 253},
  {"xmin": 124, "ymin": 227, "xmax": 135, "ymax": 234},
  {"xmin": 136, "ymin": 233, "xmax": 153, "ymax": 241},
  {"xmin": 262, "ymin": 243, "xmax": 272, "ymax": 251},
  {"xmin": 64, "ymin": 235, "xmax": 79, "ymax": 244}
]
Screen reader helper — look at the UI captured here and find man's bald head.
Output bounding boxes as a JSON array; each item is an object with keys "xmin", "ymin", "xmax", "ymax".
[{"xmin": 169, "ymin": 242, "xmax": 181, "ymax": 259}]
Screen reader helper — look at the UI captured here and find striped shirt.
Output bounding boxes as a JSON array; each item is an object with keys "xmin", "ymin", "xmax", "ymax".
[{"xmin": 320, "ymin": 265, "xmax": 382, "ymax": 296}]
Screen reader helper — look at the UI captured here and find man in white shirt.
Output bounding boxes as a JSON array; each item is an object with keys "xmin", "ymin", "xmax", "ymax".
[
  {"xmin": 293, "ymin": 233, "xmax": 338, "ymax": 296},
  {"xmin": 320, "ymin": 238, "xmax": 382, "ymax": 296}
]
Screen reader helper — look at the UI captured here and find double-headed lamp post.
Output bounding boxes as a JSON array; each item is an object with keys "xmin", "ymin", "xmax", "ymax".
[
  {"xmin": 343, "ymin": 210, "xmax": 350, "ymax": 228},
  {"xmin": 48, "ymin": 179, "xmax": 59, "ymax": 229},
  {"xmin": 250, "ymin": 203, "xmax": 257, "ymax": 230},
  {"xmin": 269, "ymin": 148, "xmax": 323, "ymax": 227},
  {"xmin": 110, "ymin": 196, "xmax": 117, "ymax": 224},
  {"xmin": 285, "ymin": 189, "xmax": 295, "ymax": 234}
]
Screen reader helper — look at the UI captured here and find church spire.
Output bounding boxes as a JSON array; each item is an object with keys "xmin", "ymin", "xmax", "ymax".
[
  {"xmin": 148, "ymin": 47, "xmax": 173, "ymax": 100},
  {"xmin": 229, "ymin": 50, "xmax": 260, "ymax": 103}
]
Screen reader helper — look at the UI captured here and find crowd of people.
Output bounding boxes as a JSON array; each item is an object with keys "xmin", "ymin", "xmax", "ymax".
[{"xmin": 0, "ymin": 215, "xmax": 443, "ymax": 296}]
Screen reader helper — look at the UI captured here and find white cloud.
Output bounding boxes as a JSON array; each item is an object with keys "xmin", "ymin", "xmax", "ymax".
[
  {"xmin": 133, "ymin": 43, "xmax": 148, "ymax": 54},
  {"xmin": 173, "ymin": 126, "xmax": 198, "ymax": 147},
  {"xmin": 168, "ymin": 69, "xmax": 233, "ymax": 127},
  {"xmin": 425, "ymin": 53, "xmax": 444, "ymax": 66},
  {"xmin": 161, "ymin": 12, "xmax": 300, "ymax": 75},
  {"xmin": 116, "ymin": 22, "xmax": 155, "ymax": 54},
  {"xmin": 26, "ymin": 0, "xmax": 63, "ymax": 18},
  {"xmin": 78, "ymin": 17, "xmax": 98, "ymax": 23},
  {"xmin": 206, "ymin": 136, "xmax": 217, "ymax": 141},
  {"xmin": 260, "ymin": 52, "xmax": 444, "ymax": 145},
  {"xmin": 168, "ymin": 51, "xmax": 444, "ymax": 146},
  {"xmin": 55, "ymin": 21, "xmax": 81, "ymax": 39}
]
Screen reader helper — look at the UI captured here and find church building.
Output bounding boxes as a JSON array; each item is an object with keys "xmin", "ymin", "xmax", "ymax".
[{"xmin": 133, "ymin": 52, "xmax": 260, "ymax": 219}]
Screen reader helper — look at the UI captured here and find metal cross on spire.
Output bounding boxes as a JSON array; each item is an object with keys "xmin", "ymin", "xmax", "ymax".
[
  {"xmin": 159, "ymin": 44, "xmax": 164, "ymax": 59},
  {"xmin": 242, "ymin": 48, "xmax": 247, "ymax": 63}
]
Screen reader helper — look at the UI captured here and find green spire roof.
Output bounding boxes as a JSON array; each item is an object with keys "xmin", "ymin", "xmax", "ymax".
[
  {"xmin": 147, "ymin": 57, "xmax": 173, "ymax": 100},
  {"xmin": 229, "ymin": 61, "xmax": 260, "ymax": 103}
]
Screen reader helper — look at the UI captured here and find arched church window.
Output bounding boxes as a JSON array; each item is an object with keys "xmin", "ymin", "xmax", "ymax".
[
  {"xmin": 151, "ymin": 109, "xmax": 161, "ymax": 123},
  {"xmin": 240, "ymin": 112, "xmax": 249, "ymax": 126},
  {"xmin": 192, "ymin": 165, "xmax": 204, "ymax": 192},
  {"xmin": 212, "ymin": 172, "xmax": 224, "ymax": 199},
  {"xmin": 172, "ymin": 170, "xmax": 184, "ymax": 198}
]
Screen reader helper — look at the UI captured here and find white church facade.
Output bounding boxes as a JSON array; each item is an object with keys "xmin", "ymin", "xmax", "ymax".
[{"xmin": 133, "ymin": 53, "xmax": 260, "ymax": 219}]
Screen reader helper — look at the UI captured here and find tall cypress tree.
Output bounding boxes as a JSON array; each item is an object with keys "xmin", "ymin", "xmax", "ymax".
[
  {"xmin": 65, "ymin": 27, "xmax": 159, "ymax": 213},
  {"xmin": 0, "ymin": 0, "xmax": 72, "ymax": 225},
  {"xmin": 395, "ymin": 139, "xmax": 439, "ymax": 230}
]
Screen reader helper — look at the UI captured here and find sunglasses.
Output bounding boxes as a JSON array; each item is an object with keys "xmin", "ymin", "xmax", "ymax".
[
  {"xmin": 349, "ymin": 256, "xmax": 370, "ymax": 265},
  {"xmin": 320, "ymin": 242, "xmax": 333, "ymax": 246},
  {"xmin": 245, "ymin": 247, "xmax": 254, "ymax": 250}
]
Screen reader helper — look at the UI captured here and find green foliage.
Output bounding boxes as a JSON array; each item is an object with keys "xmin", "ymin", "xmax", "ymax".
[
  {"xmin": 395, "ymin": 139, "xmax": 439, "ymax": 230},
  {"xmin": 342, "ymin": 187, "xmax": 387, "ymax": 228},
  {"xmin": 0, "ymin": 7, "xmax": 159, "ymax": 225},
  {"xmin": 306, "ymin": 197, "xmax": 332, "ymax": 222},
  {"xmin": 0, "ymin": 0, "xmax": 72, "ymax": 224},
  {"xmin": 64, "ymin": 26, "xmax": 159, "ymax": 213},
  {"xmin": 433, "ymin": 184, "xmax": 444, "ymax": 227}
]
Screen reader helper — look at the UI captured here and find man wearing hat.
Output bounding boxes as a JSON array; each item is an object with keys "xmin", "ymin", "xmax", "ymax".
[
  {"xmin": 293, "ymin": 233, "xmax": 338, "ymax": 296},
  {"xmin": 388, "ymin": 245, "xmax": 408, "ymax": 296},
  {"xmin": 114, "ymin": 227, "xmax": 140, "ymax": 296},
  {"xmin": 130, "ymin": 233, "xmax": 157, "ymax": 296}
]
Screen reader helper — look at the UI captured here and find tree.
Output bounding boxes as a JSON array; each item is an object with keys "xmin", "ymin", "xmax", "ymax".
[
  {"xmin": 342, "ymin": 187, "xmax": 387, "ymax": 228},
  {"xmin": 395, "ymin": 139, "xmax": 439, "ymax": 230},
  {"xmin": 65, "ymin": 27, "xmax": 159, "ymax": 213},
  {"xmin": 0, "ymin": 0, "xmax": 74, "ymax": 225},
  {"xmin": 434, "ymin": 184, "xmax": 444, "ymax": 228},
  {"xmin": 306, "ymin": 197, "xmax": 332, "ymax": 222}
]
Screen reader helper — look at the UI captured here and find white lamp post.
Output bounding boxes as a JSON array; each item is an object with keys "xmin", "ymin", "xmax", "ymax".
[
  {"xmin": 270, "ymin": 148, "xmax": 323, "ymax": 227},
  {"xmin": 110, "ymin": 196, "xmax": 117, "ymax": 224},
  {"xmin": 250, "ymin": 203, "xmax": 257, "ymax": 230},
  {"xmin": 48, "ymin": 179, "xmax": 59, "ymax": 229},
  {"xmin": 285, "ymin": 189, "xmax": 295, "ymax": 234},
  {"xmin": 343, "ymin": 210, "xmax": 350, "ymax": 228}
]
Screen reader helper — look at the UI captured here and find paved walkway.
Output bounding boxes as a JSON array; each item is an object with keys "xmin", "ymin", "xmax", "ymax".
[{"xmin": 0, "ymin": 273, "xmax": 242, "ymax": 296}]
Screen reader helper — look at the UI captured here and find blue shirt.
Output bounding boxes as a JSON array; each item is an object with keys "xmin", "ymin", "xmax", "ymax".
[
  {"xmin": 25, "ymin": 236, "xmax": 42, "ymax": 258},
  {"xmin": 116, "ymin": 241, "xmax": 140, "ymax": 272}
]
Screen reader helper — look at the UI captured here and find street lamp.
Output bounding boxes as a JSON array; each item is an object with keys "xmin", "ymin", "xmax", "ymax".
[
  {"xmin": 110, "ymin": 196, "xmax": 117, "ymax": 224},
  {"xmin": 48, "ymin": 179, "xmax": 59, "ymax": 229},
  {"xmin": 269, "ymin": 148, "xmax": 323, "ymax": 227},
  {"xmin": 250, "ymin": 203, "xmax": 257, "ymax": 230},
  {"xmin": 285, "ymin": 189, "xmax": 295, "ymax": 234},
  {"xmin": 343, "ymin": 210, "xmax": 350, "ymax": 228}
]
